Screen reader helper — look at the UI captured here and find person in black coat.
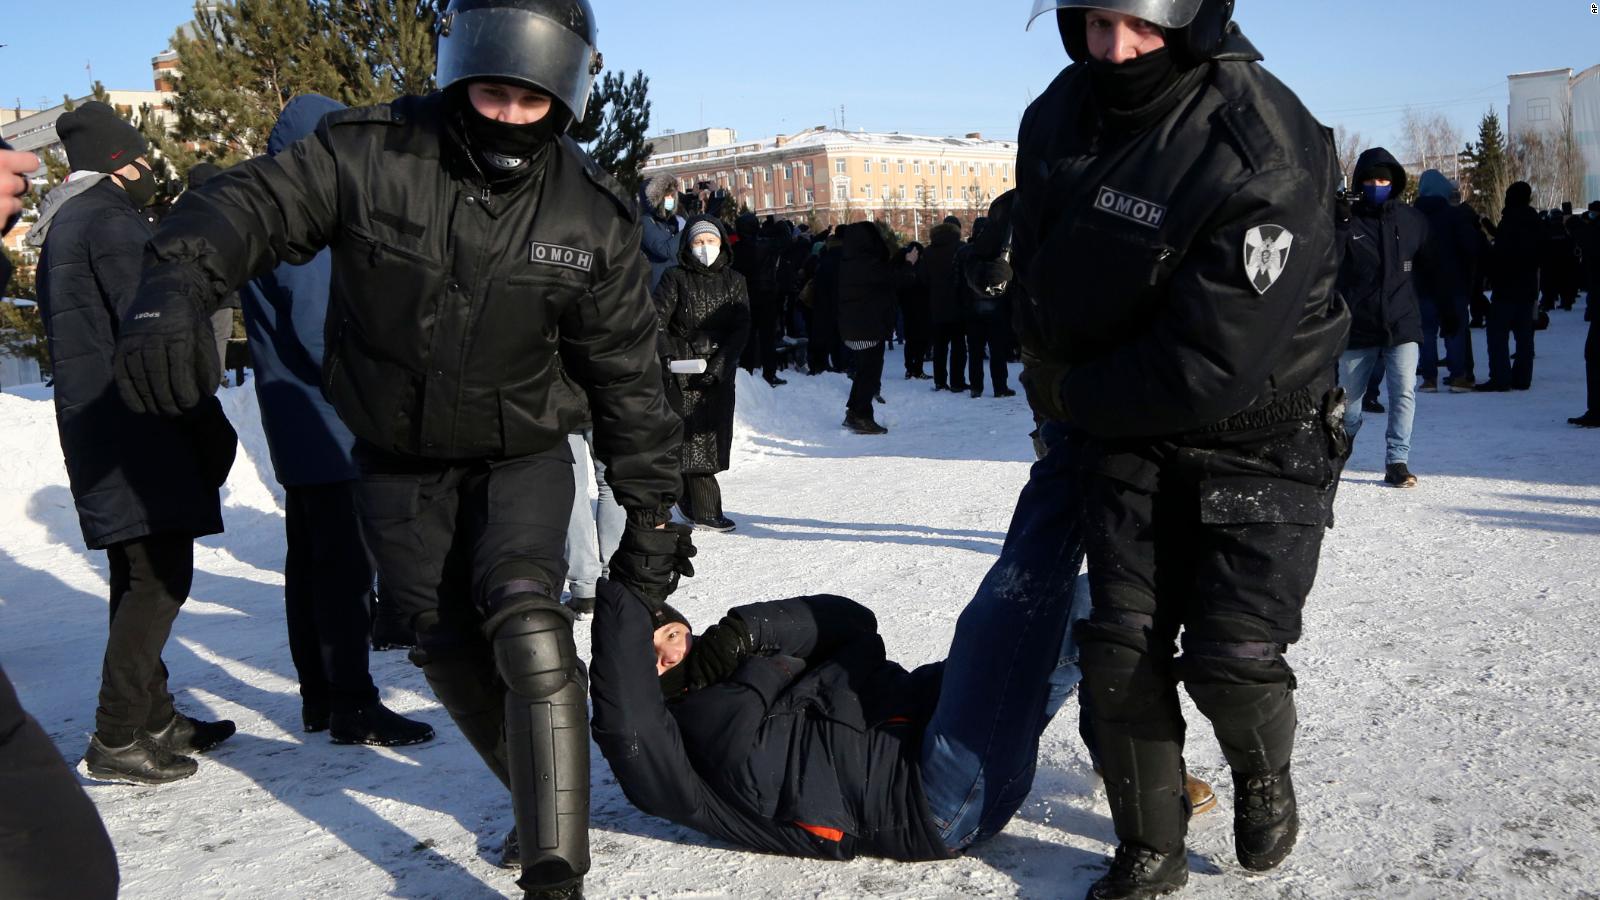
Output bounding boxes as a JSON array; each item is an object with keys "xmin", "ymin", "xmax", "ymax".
[
  {"xmin": 29, "ymin": 103, "xmax": 239, "ymax": 785},
  {"xmin": 732, "ymin": 213, "xmax": 785, "ymax": 386},
  {"xmin": 923, "ymin": 220, "xmax": 968, "ymax": 391},
  {"xmin": 1335, "ymin": 147, "xmax": 1432, "ymax": 488},
  {"xmin": 1571, "ymin": 202, "xmax": 1600, "ymax": 427},
  {"xmin": 807, "ymin": 229, "xmax": 847, "ymax": 374},
  {"xmin": 1480, "ymin": 182, "xmax": 1543, "ymax": 391},
  {"xmin": 958, "ymin": 197, "xmax": 1019, "ymax": 399},
  {"xmin": 896, "ymin": 241, "xmax": 932, "ymax": 380},
  {"xmin": 239, "ymin": 95, "xmax": 434, "ymax": 747},
  {"xmin": 1412, "ymin": 170, "xmax": 1488, "ymax": 391},
  {"xmin": 837, "ymin": 220, "xmax": 898, "ymax": 434},
  {"xmin": 655, "ymin": 217, "xmax": 751, "ymax": 531},
  {"xmin": 0, "ymin": 137, "xmax": 121, "ymax": 900}
]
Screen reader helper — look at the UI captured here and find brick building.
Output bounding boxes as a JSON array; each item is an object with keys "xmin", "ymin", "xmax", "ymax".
[{"xmin": 640, "ymin": 126, "xmax": 1020, "ymax": 239}]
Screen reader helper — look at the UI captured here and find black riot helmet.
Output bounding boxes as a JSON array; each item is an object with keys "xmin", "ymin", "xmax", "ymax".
[
  {"xmin": 435, "ymin": 0, "xmax": 603, "ymax": 131},
  {"xmin": 1026, "ymin": 0, "xmax": 1235, "ymax": 67}
]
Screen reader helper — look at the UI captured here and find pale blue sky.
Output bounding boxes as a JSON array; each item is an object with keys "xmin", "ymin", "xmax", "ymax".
[{"xmin": 3, "ymin": 1, "xmax": 1597, "ymax": 153}]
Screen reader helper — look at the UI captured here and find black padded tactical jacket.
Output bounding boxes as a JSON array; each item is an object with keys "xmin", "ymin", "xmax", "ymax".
[
  {"xmin": 140, "ymin": 93, "xmax": 680, "ymax": 512},
  {"xmin": 1012, "ymin": 28, "xmax": 1350, "ymax": 440}
]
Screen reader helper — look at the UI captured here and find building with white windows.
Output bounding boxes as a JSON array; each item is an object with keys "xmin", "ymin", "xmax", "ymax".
[
  {"xmin": 640, "ymin": 126, "xmax": 1019, "ymax": 238},
  {"xmin": 1507, "ymin": 65, "xmax": 1600, "ymax": 203}
]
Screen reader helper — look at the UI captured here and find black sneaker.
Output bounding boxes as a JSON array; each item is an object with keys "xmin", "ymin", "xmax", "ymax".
[
  {"xmin": 1361, "ymin": 397, "xmax": 1385, "ymax": 414},
  {"xmin": 567, "ymin": 594, "xmax": 596, "ymax": 615},
  {"xmin": 1569, "ymin": 412, "xmax": 1600, "ymax": 428},
  {"xmin": 764, "ymin": 375, "xmax": 787, "ymax": 387},
  {"xmin": 1085, "ymin": 844, "xmax": 1188, "ymax": 899},
  {"xmin": 692, "ymin": 515, "xmax": 737, "ymax": 533},
  {"xmin": 498, "ymin": 826, "xmax": 520, "ymax": 869},
  {"xmin": 329, "ymin": 702, "xmax": 435, "ymax": 747},
  {"xmin": 523, "ymin": 878, "xmax": 583, "ymax": 900},
  {"xmin": 303, "ymin": 702, "xmax": 331, "ymax": 733},
  {"xmin": 950, "ymin": 382, "xmax": 970, "ymax": 393},
  {"xmin": 970, "ymin": 387, "xmax": 984, "ymax": 398},
  {"xmin": 146, "ymin": 712, "xmax": 236, "ymax": 754},
  {"xmin": 994, "ymin": 388, "xmax": 1017, "ymax": 398},
  {"xmin": 1474, "ymin": 381, "xmax": 1510, "ymax": 393},
  {"xmin": 1384, "ymin": 463, "xmax": 1418, "ymax": 488},
  {"xmin": 1234, "ymin": 764, "xmax": 1299, "ymax": 872},
  {"xmin": 843, "ymin": 412, "xmax": 888, "ymax": 435},
  {"xmin": 84, "ymin": 735, "xmax": 198, "ymax": 784}
]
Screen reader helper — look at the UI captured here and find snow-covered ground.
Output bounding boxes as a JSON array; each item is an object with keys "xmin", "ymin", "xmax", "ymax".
[{"xmin": 2, "ymin": 309, "xmax": 1597, "ymax": 899}]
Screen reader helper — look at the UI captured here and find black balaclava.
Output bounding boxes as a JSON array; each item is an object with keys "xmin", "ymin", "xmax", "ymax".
[
  {"xmin": 1086, "ymin": 47, "xmax": 1180, "ymax": 112},
  {"xmin": 115, "ymin": 161, "xmax": 160, "ymax": 208},
  {"xmin": 447, "ymin": 83, "xmax": 560, "ymax": 185}
]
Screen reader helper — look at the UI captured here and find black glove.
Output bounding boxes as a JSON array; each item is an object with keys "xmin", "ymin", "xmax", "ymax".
[
  {"xmin": 114, "ymin": 269, "xmax": 219, "ymax": 416},
  {"xmin": 1335, "ymin": 196, "xmax": 1353, "ymax": 227},
  {"xmin": 610, "ymin": 519, "xmax": 697, "ymax": 609},
  {"xmin": 660, "ymin": 614, "xmax": 751, "ymax": 697},
  {"xmin": 687, "ymin": 371, "xmax": 720, "ymax": 390},
  {"xmin": 1019, "ymin": 352, "xmax": 1071, "ymax": 424}
]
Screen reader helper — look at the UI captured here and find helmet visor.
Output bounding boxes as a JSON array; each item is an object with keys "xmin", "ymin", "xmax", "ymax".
[
  {"xmin": 437, "ymin": 5, "xmax": 598, "ymax": 122},
  {"xmin": 1025, "ymin": 0, "xmax": 1205, "ymax": 30}
]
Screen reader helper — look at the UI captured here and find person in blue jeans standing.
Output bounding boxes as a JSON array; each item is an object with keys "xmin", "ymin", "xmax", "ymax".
[{"xmin": 589, "ymin": 425, "xmax": 1215, "ymax": 864}]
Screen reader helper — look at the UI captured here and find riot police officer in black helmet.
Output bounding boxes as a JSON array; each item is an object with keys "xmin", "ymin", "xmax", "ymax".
[
  {"xmin": 1007, "ymin": 2, "xmax": 1350, "ymax": 896},
  {"xmin": 113, "ymin": 1, "xmax": 696, "ymax": 896}
]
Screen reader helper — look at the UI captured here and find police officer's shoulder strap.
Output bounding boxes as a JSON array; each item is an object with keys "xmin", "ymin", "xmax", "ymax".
[
  {"xmin": 562, "ymin": 136, "xmax": 640, "ymax": 224},
  {"xmin": 320, "ymin": 101, "xmax": 405, "ymax": 130}
]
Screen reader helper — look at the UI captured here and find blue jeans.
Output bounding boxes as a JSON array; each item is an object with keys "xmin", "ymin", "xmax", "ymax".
[
  {"xmin": 921, "ymin": 424, "xmax": 1091, "ymax": 852},
  {"xmin": 1338, "ymin": 343, "xmax": 1418, "ymax": 466},
  {"xmin": 564, "ymin": 430, "xmax": 625, "ymax": 599}
]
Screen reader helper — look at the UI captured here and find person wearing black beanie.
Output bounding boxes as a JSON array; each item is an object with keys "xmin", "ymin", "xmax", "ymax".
[
  {"xmin": 1478, "ymin": 181, "xmax": 1544, "ymax": 391},
  {"xmin": 56, "ymin": 101, "xmax": 158, "ymax": 209}
]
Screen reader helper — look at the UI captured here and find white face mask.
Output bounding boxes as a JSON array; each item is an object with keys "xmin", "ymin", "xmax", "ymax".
[{"xmin": 692, "ymin": 244, "xmax": 719, "ymax": 267}]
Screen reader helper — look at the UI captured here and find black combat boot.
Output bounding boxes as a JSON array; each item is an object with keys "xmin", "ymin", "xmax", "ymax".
[
  {"xmin": 843, "ymin": 411, "xmax": 888, "ymax": 435},
  {"xmin": 84, "ymin": 735, "xmax": 198, "ymax": 784},
  {"xmin": 303, "ymin": 701, "xmax": 331, "ymax": 733},
  {"xmin": 1084, "ymin": 844, "xmax": 1189, "ymax": 899},
  {"xmin": 1234, "ymin": 764, "xmax": 1299, "ymax": 872},
  {"xmin": 329, "ymin": 702, "xmax": 435, "ymax": 746},
  {"xmin": 146, "ymin": 712, "xmax": 236, "ymax": 754}
]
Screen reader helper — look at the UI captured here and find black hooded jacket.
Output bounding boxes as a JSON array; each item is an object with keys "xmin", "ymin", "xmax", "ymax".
[
  {"xmin": 836, "ymin": 222, "xmax": 899, "ymax": 343},
  {"xmin": 34, "ymin": 178, "xmax": 233, "ymax": 549},
  {"xmin": 922, "ymin": 224, "xmax": 964, "ymax": 326},
  {"xmin": 1491, "ymin": 192, "xmax": 1544, "ymax": 302},
  {"xmin": 1011, "ymin": 26, "xmax": 1349, "ymax": 438},
  {"xmin": 1338, "ymin": 147, "xmax": 1432, "ymax": 349},
  {"xmin": 589, "ymin": 582, "xmax": 950, "ymax": 862},
  {"xmin": 134, "ymin": 92, "xmax": 680, "ymax": 513}
]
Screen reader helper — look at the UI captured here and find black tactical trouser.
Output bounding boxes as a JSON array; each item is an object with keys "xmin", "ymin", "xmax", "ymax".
[
  {"xmin": 1074, "ymin": 402, "xmax": 1346, "ymax": 855},
  {"xmin": 0, "ymin": 666, "xmax": 119, "ymax": 899},
  {"xmin": 353, "ymin": 442, "xmax": 588, "ymax": 892},
  {"xmin": 284, "ymin": 483, "xmax": 380, "ymax": 714},
  {"xmin": 97, "ymin": 533, "xmax": 193, "ymax": 744}
]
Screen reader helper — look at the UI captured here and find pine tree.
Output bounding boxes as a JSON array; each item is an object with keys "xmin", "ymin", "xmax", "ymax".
[
  {"xmin": 1460, "ymin": 109, "xmax": 1509, "ymax": 211},
  {"xmin": 571, "ymin": 70, "xmax": 654, "ymax": 194},
  {"xmin": 326, "ymin": 0, "xmax": 441, "ymax": 103}
]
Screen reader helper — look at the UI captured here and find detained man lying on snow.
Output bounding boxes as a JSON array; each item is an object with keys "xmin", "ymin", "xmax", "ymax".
[{"xmin": 589, "ymin": 434, "xmax": 1105, "ymax": 860}]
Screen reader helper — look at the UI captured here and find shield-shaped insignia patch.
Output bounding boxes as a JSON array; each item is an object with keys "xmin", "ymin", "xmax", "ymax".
[{"xmin": 1243, "ymin": 225, "xmax": 1294, "ymax": 295}]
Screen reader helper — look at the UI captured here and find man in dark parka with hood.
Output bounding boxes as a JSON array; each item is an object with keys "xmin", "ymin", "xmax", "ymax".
[
  {"xmin": 1479, "ymin": 181, "xmax": 1543, "ymax": 392},
  {"xmin": 1010, "ymin": 3, "xmax": 1350, "ymax": 895}
]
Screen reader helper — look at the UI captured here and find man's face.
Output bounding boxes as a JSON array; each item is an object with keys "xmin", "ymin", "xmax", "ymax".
[
  {"xmin": 653, "ymin": 622, "xmax": 691, "ymax": 676},
  {"xmin": 1084, "ymin": 10, "xmax": 1167, "ymax": 63},
  {"xmin": 1362, "ymin": 178, "xmax": 1393, "ymax": 189},
  {"xmin": 467, "ymin": 82, "xmax": 554, "ymax": 125}
]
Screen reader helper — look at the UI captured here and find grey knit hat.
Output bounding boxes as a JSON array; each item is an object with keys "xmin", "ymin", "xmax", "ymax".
[{"xmin": 687, "ymin": 219, "xmax": 722, "ymax": 243}]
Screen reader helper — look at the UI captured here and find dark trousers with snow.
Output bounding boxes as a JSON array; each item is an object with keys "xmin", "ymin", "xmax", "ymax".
[
  {"xmin": 0, "ymin": 665, "xmax": 119, "ymax": 900},
  {"xmin": 965, "ymin": 313, "xmax": 1012, "ymax": 396},
  {"xmin": 847, "ymin": 342, "xmax": 886, "ymax": 416},
  {"xmin": 1486, "ymin": 298, "xmax": 1537, "ymax": 390},
  {"xmin": 285, "ymin": 482, "xmax": 380, "ymax": 715},
  {"xmin": 932, "ymin": 322, "xmax": 968, "ymax": 389},
  {"xmin": 353, "ymin": 442, "xmax": 588, "ymax": 890},
  {"xmin": 1074, "ymin": 404, "xmax": 1344, "ymax": 855},
  {"xmin": 96, "ymin": 533, "xmax": 192, "ymax": 745}
]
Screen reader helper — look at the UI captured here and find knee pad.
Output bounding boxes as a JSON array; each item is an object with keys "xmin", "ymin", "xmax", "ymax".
[
  {"xmin": 1076, "ymin": 617, "xmax": 1181, "ymax": 738},
  {"xmin": 1179, "ymin": 638, "xmax": 1298, "ymax": 775},
  {"xmin": 493, "ymin": 606, "xmax": 580, "ymax": 701}
]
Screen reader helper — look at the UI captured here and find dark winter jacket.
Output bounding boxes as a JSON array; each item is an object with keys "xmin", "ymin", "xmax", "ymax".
[
  {"xmin": 836, "ymin": 222, "xmax": 898, "ymax": 343},
  {"xmin": 1412, "ymin": 173, "xmax": 1488, "ymax": 306},
  {"xmin": 238, "ymin": 94, "xmax": 357, "ymax": 487},
  {"xmin": 1012, "ymin": 26, "xmax": 1349, "ymax": 438},
  {"xmin": 135, "ymin": 91, "xmax": 680, "ymax": 513},
  {"xmin": 1491, "ymin": 193, "xmax": 1544, "ymax": 303},
  {"xmin": 590, "ymin": 581, "xmax": 950, "ymax": 862},
  {"xmin": 811, "ymin": 236, "xmax": 844, "ymax": 340},
  {"xmin": 896, "ymin": 244, "xmax": 930, "ymax": 337},
  {"xmin": 639, "ymin": 175, "xmax": 681, "ymax": 291},
  {"xmin": 922, "ymin": 224, "xmax": 964, "ymax": 326},
  {"xmin": 1338, "ymin": 148, "xmax": 1432, "ymax": 349},
  {"xmin": 732, "ymin": 214, "xmax": 780, "ymax": 307},
  {"xmin": 34, "ymin": 177, "xmax": 233, "ymax": 549},
  {"xmin": 654, "ymin": 217, "xmax": 750, "ymax": 475}
]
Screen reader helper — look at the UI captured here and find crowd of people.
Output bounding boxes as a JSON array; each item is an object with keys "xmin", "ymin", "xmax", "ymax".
[{"xmin": 3, "ymin": 1, "xmax": 1600, "ymax": 899}]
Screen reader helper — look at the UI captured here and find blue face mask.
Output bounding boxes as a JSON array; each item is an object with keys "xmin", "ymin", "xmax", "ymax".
[
  {"xmin": 1362, "ymin": 183, "xmax": 1393, "ymax": 206},
  {"xmin": 663, "ymin": 196, "xmax": 677, "ymax": 213}
]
